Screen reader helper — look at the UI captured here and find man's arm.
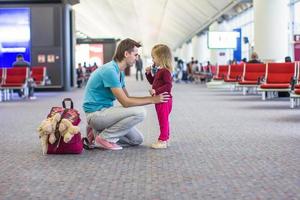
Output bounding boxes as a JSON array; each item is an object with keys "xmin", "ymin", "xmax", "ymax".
[
  {"xmin": 123, "ymin": 87, "xmax": 129, "ymax": 97},
  {"xmin": 112, "ymin": 87, "xmax": 169, "ymax": 108},
  {"xmin": 123, "ymin": 87, "xmax": 155, "ymax": 99}
]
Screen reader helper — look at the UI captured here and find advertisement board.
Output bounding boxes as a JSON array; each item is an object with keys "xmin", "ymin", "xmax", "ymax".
[{"xmin": 0, "ymin": 8, "xmax": 31, "ymax": 68}]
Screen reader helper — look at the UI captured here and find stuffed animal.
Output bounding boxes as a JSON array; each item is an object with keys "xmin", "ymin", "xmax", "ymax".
[
  {"xmin": 58, "ymin": 119, "xmax": 80, "ymax": 143},
  {"xmin": 37, "ymin": 113, "xmax": 61, "ymax": 154}
]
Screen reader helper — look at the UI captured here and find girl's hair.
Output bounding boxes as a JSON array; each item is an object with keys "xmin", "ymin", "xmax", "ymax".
[{"xmin": 151, "ymin": 44, "xmax": 173, "ymax": 72}]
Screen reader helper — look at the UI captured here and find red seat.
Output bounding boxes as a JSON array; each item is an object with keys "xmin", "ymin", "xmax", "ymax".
[
  {"xmin": 260, "ymin": 83, "xmax": 290, "ymax": 89},
  {"xmin": 224, "ymin": 64, "xmax": 244, "ymax": 82},
  {"xmin": 1, "ymin": 67, "xmax": 29, "ymax": 89},
  {"xmin": 239, "ymin": 63, "xmax": 266, "ymax": 85},
  {"xmin": 209, "ymin": 66, "xmax": 217, "ymax": 76},
  {"xmin": 0, "ymin": 68, "xmax": 4, "ymax": 85},
  {"xmin": 264, "ymin": 62, "xmax": 295, "ymax": 85},
  {"xmin": 31, "ymin": 66, "xmax": 47, "ymax": 86},
  {"xmin": 213, "ymin": 65, "xmax": 229, "ymax": 80},
  {"xmin": 294, "ymin": 89, "xmax": 300, "ymax": 95},
  {"xmin": 258, "ymin": 62, "xmax": 296, "ymax": 100}
]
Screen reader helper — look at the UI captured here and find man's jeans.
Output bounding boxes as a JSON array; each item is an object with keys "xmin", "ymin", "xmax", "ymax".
[{"xmin": 86, "ymin": 106, "xmax": 146, "ymax": 146}]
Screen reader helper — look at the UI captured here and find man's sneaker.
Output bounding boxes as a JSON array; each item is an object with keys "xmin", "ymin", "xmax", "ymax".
[
  {"xmin": 86, "ymin": 127, "xmax": 95, "ymax": 144},
  {"xmin": 94, "ymin": 135, "xmax": 123, "ymax": 150},
  {"xmin": 151, "ymin": 140, "xmax": 167, "ymax": 149}
]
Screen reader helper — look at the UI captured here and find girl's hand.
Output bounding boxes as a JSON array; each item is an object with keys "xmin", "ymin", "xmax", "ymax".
[{"xmin": 149, "ymin": 89, "xmax": 156, "ymax": 96}]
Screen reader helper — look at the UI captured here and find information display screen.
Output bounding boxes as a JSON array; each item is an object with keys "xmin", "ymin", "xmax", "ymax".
[
  {"xmin": 207, "ymin": 31, "xmax": 239, "ymax": 49},
  {"xmin": 0, "ymin": 8, "xmax": 31, "ymax": 68}
]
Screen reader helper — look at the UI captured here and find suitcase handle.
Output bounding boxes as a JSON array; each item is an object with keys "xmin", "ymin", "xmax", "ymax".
[{"xmin": 62, "ymin": 98, "xmax": 73, "ymax": 109}]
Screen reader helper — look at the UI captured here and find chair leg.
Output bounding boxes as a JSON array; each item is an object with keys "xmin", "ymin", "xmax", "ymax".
[
  {"xmin": 290, "ymin": 98, "xmax": 295, "ymax": 108},
  {"xmin": 243, "ymin": 87, "xmax": 246, "ymax": 95},
  {"xmin": 24, "ymin": 87, "xmax": 29, "ymax": 97},
  {"xmin": 262, "ymin": 91, "xmax": 266, "ymax": 100},
  {"xmin": 3, "ymin": 89, "xmax": 6, "ymax": 101},
  {"xmin": 9, "ymin": 89, "xmax": 13, "ymax": 100},
  {"xmin": 4, "ymin": 89, "xmax": 9, "ymax": 100}
]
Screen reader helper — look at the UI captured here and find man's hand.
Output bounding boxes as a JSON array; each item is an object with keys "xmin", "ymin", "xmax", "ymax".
[
  {"xmin": 152, "ymin": 92, "xmax": 170, "ymax": 103},
  {"xmin": 111, "ymin": 88, "xmax": 169, "ymax": 107}
]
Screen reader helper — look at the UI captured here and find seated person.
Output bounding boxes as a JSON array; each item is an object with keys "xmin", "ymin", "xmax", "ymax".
[
  {"xmin": 248, "ymin": 52, "xmax": 262, "ymax": 64},
  {"xmin": 12, "ymin": 54, "xmax": 35, "ymax": 99},
  {"xmin": 285, "ymin": 56, "xmax": 292, "ymax": 63}
]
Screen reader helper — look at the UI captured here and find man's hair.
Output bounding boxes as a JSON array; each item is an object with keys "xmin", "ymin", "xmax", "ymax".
[
  {"xmin": 17, "ymin": 54, "xmax": 24, "ymax": 59},
  {"xmin": 251, "ymin": 52, "xmax": 258, "ymax": 60},
  {"xmin": 285, "ymin": 56, "xmax": 291, "ymax": 62},
  {"xmin": 113, "ymin": 38, "xmax": 141, "ymax": 62}
]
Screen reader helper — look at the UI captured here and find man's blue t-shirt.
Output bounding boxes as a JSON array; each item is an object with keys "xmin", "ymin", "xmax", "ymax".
[{"xmin": 83, "ymin": 60, "xmax": 125, "ymax": 113}]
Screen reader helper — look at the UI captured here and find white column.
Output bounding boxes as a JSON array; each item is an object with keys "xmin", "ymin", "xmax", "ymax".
[
  {"xmin": 174, "ymin": 48, "xmax": 180, "ymax": 59},
  {"xmin": 209, "ymin": 22, "xmax": 219, "ymax": 65},
  {"xmin": 186, "ymin": 42, "xmax": 193, "ymax": 62},
  {"xmin": 254, "ymin": 0, "xmax": 289, "ymax": 62},
  {"xmin": 199, "ymin": 34, "xmax": 210, "ymax": 64},
  {"xmin": 181, "ymin": 44, "xmax": 187, "ymax": 62},
  {"xmin": 192, "ymin": 36, "xmax": 200, "ymax": 61}
]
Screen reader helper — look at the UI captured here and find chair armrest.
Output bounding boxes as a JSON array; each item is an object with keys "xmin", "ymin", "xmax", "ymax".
[
  {"xmin": 290, "ymin": 77, "xmax": 296, "ymax": 91},
  {"xmin": 257, "ymin": 76, "xmax": 265, "ymax": 85}
]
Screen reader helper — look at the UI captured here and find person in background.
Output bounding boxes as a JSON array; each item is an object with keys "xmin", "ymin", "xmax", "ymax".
[
  {"xmin": 174, "ymin": 59, "xmax": 183, "ymax": 83},
  {"xmin": 248, "ymin": 52, "xmax": 262, "ymax": 63},
  {"xmin": 12, "ymin": 54, "xmax": 30, "ymax": 68},
  {"xmin": 12, "ymin": 54, "xmax": 35, "ymax": 99},
  {"xmin": 82, "ymin": 38, "xmax": 170, "ymax": 150},
  {"xmin": 135, "ymin": 55, "xmax": 143, "ymax": 81},
  {"xmin": 278, "ymin": 56, "xmax": 293, "ymax": 97},
  {"xmin": 285, "ymin": 56, "xmax": 292, "ymax": 63},
  {"xmin": 76, "ymin": 63, "xmax": 84, "ymax": 88},
  {"xmin": 91, "ymin": 62, "xmax": 98, "ymax": 72},
  {"xmin": 206, "ymin": 61, "xmax": 211, "ymax": 72},
  {"xmin": 145, "ymin": 44, "xmax": 173, "ymax": 149},
  {"xmin": 231, "ymin": 59, "xmax": 238, "ymax": 65},
  {"xmin": 83, "ymin": 62, "xmax": 87, "ymax": 69}
]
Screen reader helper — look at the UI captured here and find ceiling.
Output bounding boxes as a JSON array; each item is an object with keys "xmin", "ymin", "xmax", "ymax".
[{"xmin": 73, "ymin": 0, "xmax": 249, "ymax": 56}]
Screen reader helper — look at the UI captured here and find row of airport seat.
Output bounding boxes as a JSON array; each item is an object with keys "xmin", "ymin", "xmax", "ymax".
[
  {"xmin": 0, "ymin": 66, "xmax": 47, "ymax": 101},
  {"xmin": 192, "ymin": 65, "xmax": 217, "ymax": 83},
  {"xmin": 208, "ymin": 62, "xmax": 300, "ymax": 108}
]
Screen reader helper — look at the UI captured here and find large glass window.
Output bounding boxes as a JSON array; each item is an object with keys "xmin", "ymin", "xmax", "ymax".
[{"xmin": 76, "ymin": 43, "xmax": 104, "ymax": 67}]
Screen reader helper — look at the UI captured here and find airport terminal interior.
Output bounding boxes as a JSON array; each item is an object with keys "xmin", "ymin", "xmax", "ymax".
[{"xmin": 0, "ymin": 0, "xmax": 300, "ymax": 199}]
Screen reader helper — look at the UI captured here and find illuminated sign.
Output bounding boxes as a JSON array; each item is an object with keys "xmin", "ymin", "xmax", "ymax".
[{"xmin": 0, "ymin": 8, "xmax": 31, "ymax": 68}]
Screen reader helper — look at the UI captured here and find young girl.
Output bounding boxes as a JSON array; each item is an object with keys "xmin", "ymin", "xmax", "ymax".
[{"xmin": 145, "ymin": 44, "xmax": 173, "ymax": 149}]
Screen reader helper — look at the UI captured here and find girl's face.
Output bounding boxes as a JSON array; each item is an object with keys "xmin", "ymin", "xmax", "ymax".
[{"xmin": 151, "ymin": 53, "xmax": 159, "ymax": 66}]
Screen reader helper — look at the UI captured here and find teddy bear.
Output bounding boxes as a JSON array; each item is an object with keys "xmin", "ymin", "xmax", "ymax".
[
  {"xmin": 58, "ymin": 118, "xmax": 80, "ymax": 143},
  {"xmin": 37, "ymin": 113, "xmax": 61, "ymax": 154}
]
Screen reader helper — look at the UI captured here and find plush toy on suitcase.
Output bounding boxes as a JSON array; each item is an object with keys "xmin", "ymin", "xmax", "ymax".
[{"xmin": 37, "ymin": 98, "xmax": 83, "ymax": 155}]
